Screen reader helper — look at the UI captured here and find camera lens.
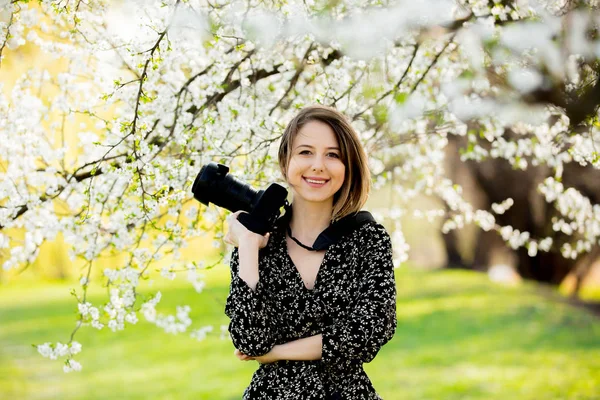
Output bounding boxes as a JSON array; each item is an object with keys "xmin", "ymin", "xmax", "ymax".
[{"xmin": 192, "ymin": 163, "xmax": 261, "ymax": 213}]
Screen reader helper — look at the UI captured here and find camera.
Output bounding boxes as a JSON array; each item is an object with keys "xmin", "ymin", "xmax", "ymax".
[{"xmin": 191, "ymin": 162, "xmax": 288, "ymax": 235}]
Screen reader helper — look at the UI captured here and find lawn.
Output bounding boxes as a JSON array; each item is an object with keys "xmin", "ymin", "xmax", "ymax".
[{"xmin": 1, "ymin": 266, "xmax": 598, "ymax": 400}]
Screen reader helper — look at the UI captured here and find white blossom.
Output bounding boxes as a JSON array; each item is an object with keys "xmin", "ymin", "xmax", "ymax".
[
  {"xmin": 190, "ymin": 325, "xmax": 214, "ymax": 341},
  {"xmin": 63, "ymin": 359, "xmax": 82, "ymax": 373},
  {"xmin": 0, "ymin": 0, "xmax": 596, "ymax": 371}
]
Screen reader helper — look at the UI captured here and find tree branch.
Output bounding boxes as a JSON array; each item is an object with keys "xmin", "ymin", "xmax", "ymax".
[
  {"xmin": 268, "ymin": 43, "xmax": 314, "ymax": 115},
  {"xmin": 353, "ymin": 43, "xmax": 420, "ymax": 121},
  {"xmin": 0, "ymin": 9, "xmax": 15, "ymax": 69},
  {"xmin": 410, "ymin": 33, "xmax": 456, "ymax": 94}
]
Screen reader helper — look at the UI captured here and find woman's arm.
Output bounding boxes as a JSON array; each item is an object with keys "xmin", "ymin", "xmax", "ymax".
[
  {"xmin": 237, "ymin": 238, "xmax": 261, "ymax": 290},
  {"xmin": 225, "ymin": 245, "xmax": 279, "ymax": 357},
  {"xmin": 243, "ymin": 334, "xmax": 323, "ymax": 364},
  {"xmin": 320, "ymin": 223, "xmax": 397, "ymax": 366},
  {"xmin": 224, "ymin": 210, "xmax": 269, "ymax": 290},
  {"xmin": 274, "ymin": 335, "xmax": 322, "ymax": 360},
  {"xmin": 224, "ymin": 212, "xmax": 277, "ymax": 357}
]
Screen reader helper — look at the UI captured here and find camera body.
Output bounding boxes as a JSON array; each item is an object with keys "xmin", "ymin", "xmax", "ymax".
[{"xmin": 191, "ymin": 162, "xmax": 288, "ymax": 235}]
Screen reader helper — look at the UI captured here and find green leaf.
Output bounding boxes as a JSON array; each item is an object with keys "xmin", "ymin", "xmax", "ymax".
[
  {"xmin": 373, "ymin": 104, "xmax": 388, "ymax": 124},
  {"xmin": 459, "ymin": 70, "xmax": 474, "ymax": 79},
  {"xmin": 394, "ymin": 92, "xmax": 408, "ymax": 104}
]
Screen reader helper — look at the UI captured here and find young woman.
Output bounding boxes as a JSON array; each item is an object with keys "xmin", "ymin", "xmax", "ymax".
[{"xmin": 224, "ymin": 105, "xmax": 397, "ymax": 399}]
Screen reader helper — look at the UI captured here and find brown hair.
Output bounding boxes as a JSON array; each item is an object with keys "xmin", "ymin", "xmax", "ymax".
[{"xmin": 278, "ymin": 105, "xmax": 371, "ymax": 222}]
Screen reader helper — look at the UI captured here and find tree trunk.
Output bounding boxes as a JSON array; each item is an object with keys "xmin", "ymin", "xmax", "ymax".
[{"xmin": 442, "ymin": 133, "xmax": 600, "ymax": 287}]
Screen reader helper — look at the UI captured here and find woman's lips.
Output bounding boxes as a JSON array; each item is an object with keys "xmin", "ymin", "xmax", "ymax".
[{"xmin": 303, "ymin": 177, "xmax": 329, "ymax": 187}]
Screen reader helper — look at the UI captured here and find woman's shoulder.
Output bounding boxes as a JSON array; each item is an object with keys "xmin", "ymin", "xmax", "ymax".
[
  {"xmin": 352, "ymin": 216, "xmax": 392, "ymax": 252},
  {"xmin": 355, "ymin": 214, "xmax": 389, "ymax": 237}
]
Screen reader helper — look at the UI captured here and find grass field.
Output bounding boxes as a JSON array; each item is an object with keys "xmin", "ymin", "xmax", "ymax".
[{"xmin": 1, "ymin": 266, "xmax": 599, "ymax": 400}]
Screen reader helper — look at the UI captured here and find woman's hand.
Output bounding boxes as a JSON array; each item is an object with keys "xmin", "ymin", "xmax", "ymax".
[
  {"xmin": 234, "ymin": 348, "xmax": 279, "ymax": 364},
  {"xmin": 234, "ymin": 348, "xmax": 253, "ymax": 361},
  {"xmin": 224, "ymin": 211, "xmax": 270, "ymax": 249}
]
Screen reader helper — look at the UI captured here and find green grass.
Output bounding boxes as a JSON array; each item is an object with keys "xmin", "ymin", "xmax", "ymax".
[{"xmin": 1, "ymin": 267, "xmax": 599, "ymax": 400}]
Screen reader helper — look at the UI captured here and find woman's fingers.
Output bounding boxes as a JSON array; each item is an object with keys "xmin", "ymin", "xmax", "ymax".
[
  {"xmin": 225, "ymin": 211, "xmax": 241, "ymax": 225},
  {"xmin": 224, "ymin": 211, "xmax": 244, "ymax": 246},
  {"xmin": 259, "ymin": 232, "xmax": 270, "ymax": 249},
  {"xmin": 234, "ymin": 348, "xmax": 252, "ymax": 361},
  {"xmin": 225, "ymin": 211, "xmax": 273, "ymax": 249},
  {"xmin": 230, "ymin": 210, "xmax": 243, "ymax": 219}
]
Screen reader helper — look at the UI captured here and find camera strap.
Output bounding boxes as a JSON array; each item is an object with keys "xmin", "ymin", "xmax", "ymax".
[{"xmin": 280, "ymin": 202, "xmax": 376, "ymax": 251}]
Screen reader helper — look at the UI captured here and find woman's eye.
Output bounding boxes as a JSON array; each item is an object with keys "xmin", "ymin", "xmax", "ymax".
[{"xmin": 298, "ymin": 150, "xmax": 339, "ymax": 158}]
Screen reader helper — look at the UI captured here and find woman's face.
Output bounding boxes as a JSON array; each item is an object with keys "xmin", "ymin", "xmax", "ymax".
[{"xmin": 285, "ymin": 120, "xmax": 346, "ymax": 206}]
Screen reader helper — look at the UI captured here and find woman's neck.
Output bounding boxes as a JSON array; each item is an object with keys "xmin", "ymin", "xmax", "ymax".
[{"xmin": 288, "ymin": 201, "xmax": 333, "ymax": 243}]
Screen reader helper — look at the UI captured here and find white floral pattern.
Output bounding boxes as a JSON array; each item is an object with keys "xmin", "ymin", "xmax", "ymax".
[{"xmin": 225, "ymin": 214, "xmax": 397, "ymax": 399}]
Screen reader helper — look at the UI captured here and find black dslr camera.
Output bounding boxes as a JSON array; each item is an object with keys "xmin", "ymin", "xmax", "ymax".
[{"xmin": 191, "ymin": 163, "xmax": 288, "ymax": 235}]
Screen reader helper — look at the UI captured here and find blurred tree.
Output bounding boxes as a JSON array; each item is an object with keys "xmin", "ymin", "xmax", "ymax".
[
  {"xmin": 437, "ymin": 0, "xmax": 600, "ymax": 295},
  {"xmin": 444, "ymin": 133, "xmax": 600, "ymax": 295},
  {"xmin": 0, "ymin": 0, "xmax": 599, "ymax": 367}
]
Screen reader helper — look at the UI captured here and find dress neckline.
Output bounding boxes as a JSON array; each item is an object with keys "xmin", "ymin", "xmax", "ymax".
[{"xmin": 283, "ymin": 231, "xmax": 329, "ymax": 293}]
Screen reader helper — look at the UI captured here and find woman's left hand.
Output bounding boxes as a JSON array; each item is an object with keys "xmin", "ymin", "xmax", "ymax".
[{"xmin": 234, "ymin": 348, "xmax": 279, "ymax": 364}]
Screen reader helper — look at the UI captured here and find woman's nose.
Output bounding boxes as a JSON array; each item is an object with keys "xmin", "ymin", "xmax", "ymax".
[{"xmin": 311, "ymin": 155, "xmax": 325, "ymax": 171}]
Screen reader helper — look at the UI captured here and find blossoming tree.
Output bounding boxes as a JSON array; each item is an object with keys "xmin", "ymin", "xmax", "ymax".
[{"xmin": 0, "ymin": 0, "xmax": 598, "ymax": 371}]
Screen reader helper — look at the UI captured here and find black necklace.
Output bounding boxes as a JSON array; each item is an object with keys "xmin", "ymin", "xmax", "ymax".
[{"xmin": 286, "ymin": 225, "xmax": 318, "ymax": 252}]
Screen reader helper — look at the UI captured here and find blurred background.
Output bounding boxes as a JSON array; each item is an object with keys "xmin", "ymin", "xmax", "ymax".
[{"xmin": 1, "ymin": 0, "xmax": 599, "ymax": 399}]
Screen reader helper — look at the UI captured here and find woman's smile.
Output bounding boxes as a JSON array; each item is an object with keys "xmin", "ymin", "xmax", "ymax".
[{"xmin": 303, "ymin": 176, "xmax": 330, "ymax": 187}]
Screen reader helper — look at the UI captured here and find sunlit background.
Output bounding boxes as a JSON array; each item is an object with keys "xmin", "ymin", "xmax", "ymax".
[{"xmin": 1, "ymin": 1, "xmax": 599, "ymax": 399}]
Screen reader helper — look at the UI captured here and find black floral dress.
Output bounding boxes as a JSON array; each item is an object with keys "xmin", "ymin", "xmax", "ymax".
[{"xmin": 225, "ymin": 211, "xmax": 397, "ymax": 400}]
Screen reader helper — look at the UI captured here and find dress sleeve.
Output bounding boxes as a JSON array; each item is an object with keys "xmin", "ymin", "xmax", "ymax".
[
  {"xmin": 224, "ymin": 247, "xmax": 278, "ymax": 357},
  {"xmin": 321, "ymin": 223, "xmax": 397, "ymax": 365}
]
